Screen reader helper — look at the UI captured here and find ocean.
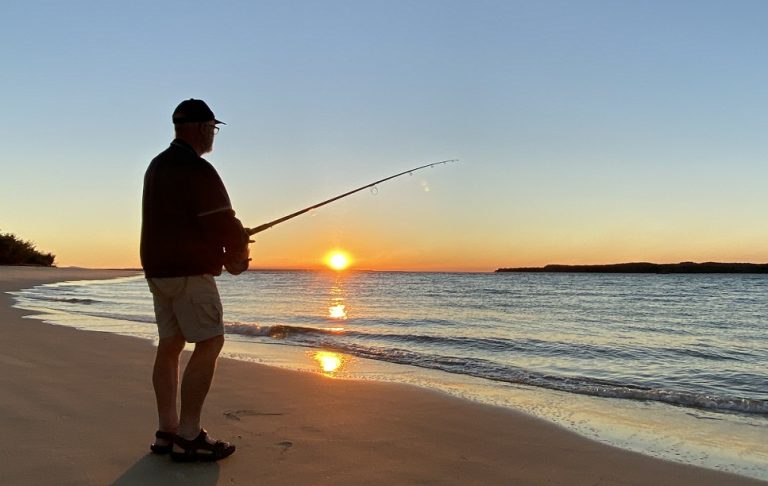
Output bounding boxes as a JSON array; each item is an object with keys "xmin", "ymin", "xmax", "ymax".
[{"xmin": 11, "ymin": 271, "xmax": 768, "ymax": 480}]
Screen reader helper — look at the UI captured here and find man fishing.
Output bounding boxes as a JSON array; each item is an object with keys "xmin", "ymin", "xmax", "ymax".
[
  {"xmin": 140, "ymin": 98, "xmax": 451, "ymax": 460},
  {"xmin": 141, "ymin": 98, "xmax": 249, "ymax": 462}
]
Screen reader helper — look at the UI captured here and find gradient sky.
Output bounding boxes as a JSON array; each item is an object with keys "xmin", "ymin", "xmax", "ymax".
[{"xmin": 2, "ymin": 1, "xmax": 767, "ymax": 271}]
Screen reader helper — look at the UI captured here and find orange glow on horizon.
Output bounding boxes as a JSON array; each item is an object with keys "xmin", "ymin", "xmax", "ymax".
[{"xmin": 46, "ymin": 220, "xmax": 768, "ymax": 273}]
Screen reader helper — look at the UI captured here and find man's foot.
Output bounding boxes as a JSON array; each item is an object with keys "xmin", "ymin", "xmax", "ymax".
[
  {"xmin": 171, "ymin": 428, "xmax": 236, "ymax": 462},
  {"xmin": 150, "ymin": 430, "xmax": 175, "ymax": 454}
]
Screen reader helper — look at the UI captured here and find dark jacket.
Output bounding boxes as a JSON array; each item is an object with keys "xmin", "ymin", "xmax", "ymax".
[{"xmin": 140, "ymin": 139, "xmax": 247, "ymax": 278}]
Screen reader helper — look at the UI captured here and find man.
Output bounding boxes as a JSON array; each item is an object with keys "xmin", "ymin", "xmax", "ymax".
[{"xmin": 140, "ymin": 98, "xmax": 249, "ymax": 462}]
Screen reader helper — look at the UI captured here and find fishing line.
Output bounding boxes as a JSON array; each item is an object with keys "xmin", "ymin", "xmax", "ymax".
[{"xmin": 246, "ymin": 159, "xmax": 457, "ymax": 236}]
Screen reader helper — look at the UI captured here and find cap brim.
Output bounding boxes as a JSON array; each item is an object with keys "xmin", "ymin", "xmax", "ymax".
[{"xmin": 214, "ymin": 119, "xmax": 226, "ymax": 125}]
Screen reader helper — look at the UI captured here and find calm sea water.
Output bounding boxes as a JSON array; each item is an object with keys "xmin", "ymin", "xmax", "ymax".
[{"xmin": 10, "ymin": 271, "xmax": 768, "ymax": 479}]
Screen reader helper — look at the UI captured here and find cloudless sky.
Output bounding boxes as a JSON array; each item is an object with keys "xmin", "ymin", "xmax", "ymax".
[{"xmin": 2, "ymin": 0, "xmax": 766, "ymax": 271}]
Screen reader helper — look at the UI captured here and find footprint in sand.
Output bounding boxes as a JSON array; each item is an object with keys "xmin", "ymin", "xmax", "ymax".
[
  {"xmin": 276, "ymin": 441, "xmax": 293, "ymax": 453},
  {"xmin": 223, "ymin": 409, "xmax": 284, "ymax": 421}
]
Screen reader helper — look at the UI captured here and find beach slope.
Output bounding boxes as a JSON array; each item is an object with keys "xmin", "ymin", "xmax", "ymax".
[{"xmin": 0, "ymin": 267, "xmax": 762, "ymax": 485}]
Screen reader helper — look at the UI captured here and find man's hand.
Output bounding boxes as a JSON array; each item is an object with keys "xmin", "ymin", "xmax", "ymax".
[{"xmin": 224, "ymin": 246, "xmax": 250, "ymax": 275}]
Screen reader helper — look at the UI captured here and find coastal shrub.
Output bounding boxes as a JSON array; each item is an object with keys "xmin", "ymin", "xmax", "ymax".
[{"xmin": 0, "ymin": 231, "xmax": 55, "ymax": 266}]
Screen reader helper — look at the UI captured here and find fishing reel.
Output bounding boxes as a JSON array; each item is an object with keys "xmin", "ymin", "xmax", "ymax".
[{"xmin": 224, "ymin": 247, "xmax": 250, "ymax": 275}]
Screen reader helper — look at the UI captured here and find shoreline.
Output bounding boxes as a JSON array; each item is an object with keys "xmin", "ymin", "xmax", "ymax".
[
  {"xmin": 1, "ymin": 267, "xmax": 764, "ymax": 485},
  {"xmin": 218, "ymin": 340, "xmax": 768, "ymax": 480}
]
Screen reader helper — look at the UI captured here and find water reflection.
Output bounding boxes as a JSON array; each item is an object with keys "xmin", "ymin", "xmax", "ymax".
[
  {"xmin": 328, "ymin": 303, "xmax": 347, "ymax": 319},
  {"xmin": 328, "ymin": 276, "xmax": 349, "ymax": 320},
  {"xmin": 313, "ymin": 351, "xmax": 346, "ymax": 375},
  {"xmin": 314, "ymin": 277, "xmax": 352, "ymax": 377}
]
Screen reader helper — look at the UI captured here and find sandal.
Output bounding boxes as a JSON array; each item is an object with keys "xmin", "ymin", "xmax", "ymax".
[
  {"xmin": 150, "ymin": 430, "xmax": 175, "ymax": 454},
  {"xmin": 170, "ymin": 428, "xmax": 236, "ymax": 462}
]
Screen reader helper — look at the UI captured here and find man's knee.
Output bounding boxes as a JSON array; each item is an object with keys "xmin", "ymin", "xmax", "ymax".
[
  {"xmin": 157, "ymin": 333, "xmax": 186, "ymax": 356},
  {"xmin": 194, "ymin": 334, "xmax": 224, "ymax": 355}
]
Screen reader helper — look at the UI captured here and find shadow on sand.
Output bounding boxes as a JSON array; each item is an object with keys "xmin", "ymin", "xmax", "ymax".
[{"xmin": 111, "ymin": 454, "xmax": 219, "ymax": 486}]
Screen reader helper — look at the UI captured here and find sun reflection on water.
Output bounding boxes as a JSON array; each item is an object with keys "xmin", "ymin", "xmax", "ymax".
[
  {"xmin": 328, "ymin": 303, "xmax": 347, "ymax": 319},
  {"xmin": 312, "ymin": 276, "xmax": 353, "ymax": 376},
  {"xmin": 313, "ymin": 351, "xmax": 346, "ymax": 375},
  {"xmin": 327, "ymin": 275, "xmax": 350, "ymax": 320}
]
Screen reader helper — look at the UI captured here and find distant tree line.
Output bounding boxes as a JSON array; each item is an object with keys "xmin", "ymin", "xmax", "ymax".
[
  {"xmin": 0, "ymin": 230, "xmax": 55, "ymax": 266},
  {"xmin": 496, "ymin": 262, "xmax": 768, "ymax": 274}
]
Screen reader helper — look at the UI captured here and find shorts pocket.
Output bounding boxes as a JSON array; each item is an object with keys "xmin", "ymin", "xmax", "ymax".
[{"xmin": 191, "ymin": 295, "xmax": 223, "ymax": 328}]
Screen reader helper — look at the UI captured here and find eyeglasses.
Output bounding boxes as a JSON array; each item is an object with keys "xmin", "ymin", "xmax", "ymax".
[{"xmin": 204, "ymin": 124, "xmax": 220, "ymax": 135}]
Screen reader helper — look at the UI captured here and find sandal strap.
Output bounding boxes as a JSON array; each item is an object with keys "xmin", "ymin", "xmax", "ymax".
[
  {"xmin": 198, "ymin": 429, "xmax": 230, "ymax": 449},
  {"xmin": 170, "ymin": 428, "xmax": 236, "ymax": 462},
  {"xmin": 174, "ymin": 428, "xmax": 230, "ymax": 452},
  {"xmin": 155, "ymin": 430, "xmax": 175, "ymax": 441}
]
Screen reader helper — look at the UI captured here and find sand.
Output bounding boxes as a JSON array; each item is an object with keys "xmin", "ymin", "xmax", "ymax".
[{"xmin": 0, "ymin": 266, "xmax": 763, "ymax": 485}]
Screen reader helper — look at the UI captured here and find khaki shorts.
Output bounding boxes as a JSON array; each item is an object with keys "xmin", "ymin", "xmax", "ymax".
[{"xmin": 147, "ymin": 274, "xmax": 224, "ymax": 343}]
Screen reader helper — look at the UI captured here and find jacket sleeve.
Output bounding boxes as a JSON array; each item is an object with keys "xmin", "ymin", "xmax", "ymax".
[{"xmin": 193, "ymin": 162, "xmax": 248, "ymax": 256}]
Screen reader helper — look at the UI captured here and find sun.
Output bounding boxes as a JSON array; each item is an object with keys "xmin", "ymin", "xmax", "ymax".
[{"xmin": 324, "ymin": 250, "xmax": 352, "ymax": 271}]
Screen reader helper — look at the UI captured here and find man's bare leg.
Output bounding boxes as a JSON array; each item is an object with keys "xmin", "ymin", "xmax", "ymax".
[
  {"xmin": 176, "ymin": 334, "xmax": 225, "ymax": 440},
  {"xmin": 152, "ymin": 333, "xmax": 186, "ymax": 445}
]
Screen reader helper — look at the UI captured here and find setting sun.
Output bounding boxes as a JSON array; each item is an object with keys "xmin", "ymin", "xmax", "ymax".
[{"xmin": 324, "ymin": 250, "xmax": 352, "ymax": 271}]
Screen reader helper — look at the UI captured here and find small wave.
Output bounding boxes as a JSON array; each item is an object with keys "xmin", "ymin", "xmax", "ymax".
[
  {"xmin": 351, "ymin": 317, "xmax": 459, "ymax": 328},
  {"xmin": 360, "ymin": 331, "xmax": 519, "ymax": 353},
  {"xmin": 61, "ymin": 298, "xmax": 99, "ymax": 304},
  {"xmin": 222, "ymin": 323, "xmax": 767, "ymax": 414},
  {"xmin": 72, "ymin": 310, "xmax": 157, "ymax": 324},
  {"xmin": 268, "ymin": 338, "xmax": 768, "ymax": 416},
  {"xmin": 225, "ymin": 322, "xmax": 344, "ymax": 339},
  {"xmin": 18, "ymin": 294, "xmax": 100, "ymax": 305},
  {"xmin": 224, "ymin": 323, "xmax": 520, "ymax": 354},
  {"xmin": 670, "ymin": 347, "xmax": 745, "ymax": 362}
]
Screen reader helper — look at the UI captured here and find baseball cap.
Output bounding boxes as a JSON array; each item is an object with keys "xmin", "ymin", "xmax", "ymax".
[{"xmin": 172, "ymin": 99, "xmax": 225, "ymax": 125}]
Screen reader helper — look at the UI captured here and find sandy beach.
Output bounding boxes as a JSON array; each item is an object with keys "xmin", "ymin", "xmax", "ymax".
[{"xmin": 0, "ymin": 266, "xmax": 763, "ymax": 485}]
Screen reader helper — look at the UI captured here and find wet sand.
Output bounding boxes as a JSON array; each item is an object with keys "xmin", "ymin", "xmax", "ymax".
[{"xmin": 0, "ymin": 266, "xmax": 762, "ymax": 485}]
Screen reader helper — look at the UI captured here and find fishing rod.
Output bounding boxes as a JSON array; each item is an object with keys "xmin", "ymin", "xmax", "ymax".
[{"xmin": 246, "ymin": 159, "xmax": 458, "ymax": 236}]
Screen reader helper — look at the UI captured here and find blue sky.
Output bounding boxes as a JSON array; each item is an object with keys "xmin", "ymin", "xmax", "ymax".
[{"xmin": 2, "ymin": 1, "xmax": 767, "ymax": 270}]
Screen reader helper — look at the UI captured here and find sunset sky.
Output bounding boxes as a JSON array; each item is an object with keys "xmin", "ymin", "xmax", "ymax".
[{"xmin": 2, "ymin": 1, "xmax": 767, "ymax": 271}]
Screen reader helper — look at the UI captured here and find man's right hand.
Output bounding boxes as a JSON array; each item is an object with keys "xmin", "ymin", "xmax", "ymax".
[{"xmin": 224, "ymin": 247, "xmax": 250, "ymax": 275}]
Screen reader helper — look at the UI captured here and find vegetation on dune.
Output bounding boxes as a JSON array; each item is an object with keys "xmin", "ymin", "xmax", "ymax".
[{"xmin": 0, "ymin": 230, "xmax": 55, "ymax": 266}]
